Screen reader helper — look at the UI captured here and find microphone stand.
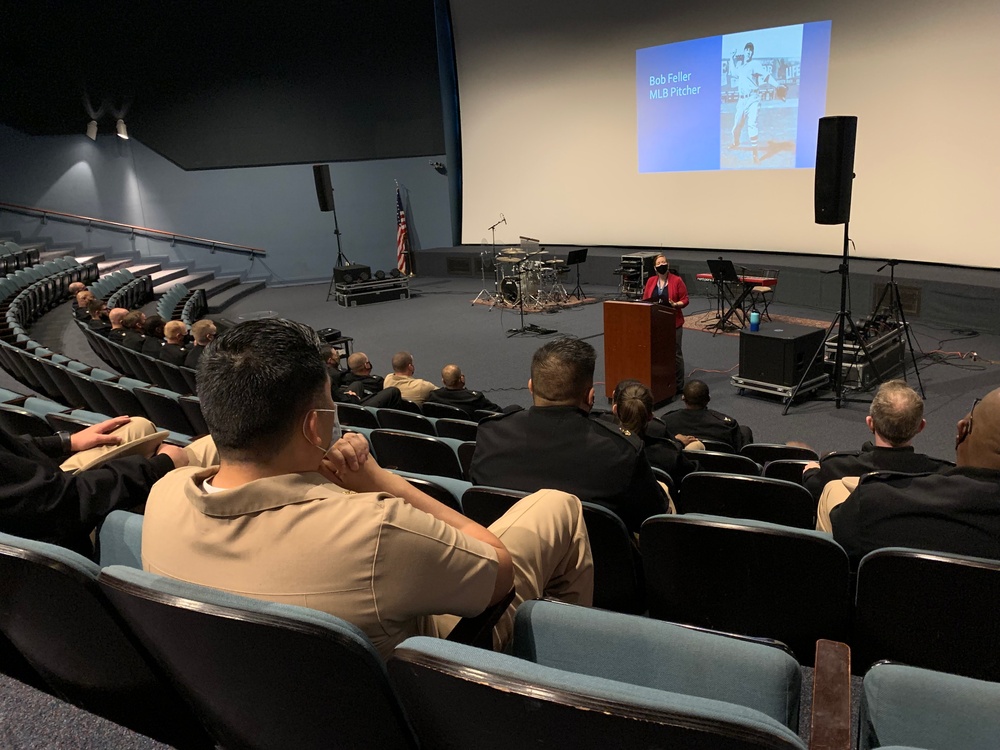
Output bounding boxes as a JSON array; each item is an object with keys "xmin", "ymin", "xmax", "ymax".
[{"xmin": 872, "ymin": 259, "xmax": 925, "ymax": 397}]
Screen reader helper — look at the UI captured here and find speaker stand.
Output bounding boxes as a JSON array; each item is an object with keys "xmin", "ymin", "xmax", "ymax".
[
  {"xmin": 783, "ymin": 222, "xmax": 882, "ymax": 414},
  {"xmin": 325, "ymin": 189, "xmax": 349, "ymax": 302}
]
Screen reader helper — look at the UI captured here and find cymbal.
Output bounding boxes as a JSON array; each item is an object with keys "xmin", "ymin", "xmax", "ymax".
[
  {"xmin": 500, "ymin": 248, "xmax": 523, "ymax": 255},
  {"xmin": 544, "ymin": 259, "xmax": 566, "ymax": 265},
  {"xmin": 498, "ymin": 256, "xmax": 525, "ymax": 263},
  {"xmin": 526, "ymin": 250, "xmax": 549, "ymax": 257}
]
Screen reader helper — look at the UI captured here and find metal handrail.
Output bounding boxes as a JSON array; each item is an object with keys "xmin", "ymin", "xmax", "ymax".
[{"xmin": 0, "ymin": 201, "xmax": 266, "ymax": 258}]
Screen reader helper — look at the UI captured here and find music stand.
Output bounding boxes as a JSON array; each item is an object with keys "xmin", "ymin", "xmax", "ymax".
[
  {"xmin": 705, "ymin": 259, "xmax": 747, "ymax": 334},
  {"xmin": 567, "ymin": 248, "xmax": 588, "ymax": 300}
]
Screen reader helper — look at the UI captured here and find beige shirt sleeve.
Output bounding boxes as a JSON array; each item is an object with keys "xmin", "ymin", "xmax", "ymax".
[{"xmin": 372, "ymin": 498, "xmax": 499, "ymax": 623}]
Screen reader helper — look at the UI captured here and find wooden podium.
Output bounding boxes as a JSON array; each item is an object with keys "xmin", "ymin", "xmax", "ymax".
[{"xmin": 603, "ymin": 301, "xmax": 675, "ymax": 404}]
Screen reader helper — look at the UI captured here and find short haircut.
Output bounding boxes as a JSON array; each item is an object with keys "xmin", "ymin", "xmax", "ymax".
[
  {"xmin": 745, "ymin": 42, "xmax": 754, "ymax": 54},
  {"xmin": 75, "ymin": 289, "xmax": 94, "ymax": 305},
  {"xmin": 68, "ymin": 282, "xmax": 86, "ymax": 294},
  {"xmin": 198, "ymin": 318, "xmax": 328, "ymax": 461},
  {"xmin": 122, "ymin": 311, "xmax": 144, "ymax": 331},
  {"xmin": 614, "ymin": 379, "xmax": 653, "ymax": 435},
  {"xmin": 191, "ymin": 319, "xmax": 217, "ymax": 345},
  {"xmin": 869, "ymin": 380, "xmax": 924, "ymax": 446},
  {"xmin": 143, "ymin": 315, "xmax": 165, "ymax": 338},
  {"xmin": 392, "ymin": 351, "xmax": 413, "ymax": 372},
  {"xmin": 164, "ymin": 320, "xmax": 187, "ymax": 341},
  {"xmin": 348, "ymin": 352, "xmax": 369, "ymax": 373},
  {"xmin": 86, "ymin": 298, "xmax": 106, "ymax": 316},
  {"xmin": 442, "ymin": 364, "xmax": 462, "ymax": 388},
  {"xmin": 530, "ymin": 338, "xmax": 596, "ymax": 403},
  {"xmin": 108, "ymin": 308, "xmax": 128, "ymax": 326},
  {"xmin": 682, "ymin": 380, "xmax": 711, "ymax": 408}
]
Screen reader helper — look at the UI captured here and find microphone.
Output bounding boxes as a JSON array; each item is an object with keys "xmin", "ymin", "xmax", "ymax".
[{"xmin": 501, "ymin": 213, "xmax": 506, "ymax": 225}]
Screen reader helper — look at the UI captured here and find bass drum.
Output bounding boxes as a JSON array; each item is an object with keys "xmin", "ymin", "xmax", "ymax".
[{"xmin": 500, "ymin": 277, "xmax": 520, "ymax": 304}]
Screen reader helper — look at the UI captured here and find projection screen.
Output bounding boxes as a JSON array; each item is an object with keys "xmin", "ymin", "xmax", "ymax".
[{"xmin": 450, "ymin": 0, "xmax": 998, "ymax": 268}]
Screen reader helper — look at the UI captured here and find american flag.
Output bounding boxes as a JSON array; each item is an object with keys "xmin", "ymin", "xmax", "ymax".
[{"xmin": 396, "ymin": 186, "xmax": 409, "ymax": 275}]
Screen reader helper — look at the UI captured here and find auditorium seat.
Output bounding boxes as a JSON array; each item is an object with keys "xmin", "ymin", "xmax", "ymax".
[
  {"xmin": 389, "ymin": 600, "xmax": 828, "ymax": 750},
  {"xmin": 336, "ymin": 402, "xmax": 380, "ymax": 429},
  {"xmin": 640, "ymin": 514, "xmax": 851, "ymax": 666},
  {"xmin": 762, "ymin": 459, "xmax": 815, "ymax": 485},
  {"xmin": 460, "ymin": 486, "xmax": 527, "ymax": 527},
  {"xmin": 370, "ymin": 429, "xmax": 465, "ymax": 480},
  {"xmin": 434, "ymin": 417, "xmax": 478, "ymax": 442},
  {"xmin": 582, "ymin": 502, "xmax": 645, "ymax": 614},
  {"xmin": 853, "ymin": 547, "xmax": 1000, "ymax": 681},
  {"xmin": 421, "ymin": 402, "xmax": 469, "ymax": 420},
  {"xmin": 677, "ymin": 472, "xmax": 816, "ymax": 529},
  {"xmin": 858, "ymin": 662, "xmax": 1000, "ymax": 750},
  {"xmin": 98, "ymin": 565, "xmax": 420, "ymax": 750},
  {"xmin": 687, "ymin": 450, "xmax": 761, "ymax": 475},
  {"xmin": 376, "ymin": 407, "xmax": 436, "ymax": 436},
  {"xmin": 740, "ymin": 443, "xmax": 818, "ymax": 464},
  {"xmin": 0, "ymin": 534, "xmax": 213, "ymax": 748}
]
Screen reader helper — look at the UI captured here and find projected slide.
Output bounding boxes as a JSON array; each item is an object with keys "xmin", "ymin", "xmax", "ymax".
[{"xmin": 637, "ymin": 21, "xmax": 831, "ymax": 173}]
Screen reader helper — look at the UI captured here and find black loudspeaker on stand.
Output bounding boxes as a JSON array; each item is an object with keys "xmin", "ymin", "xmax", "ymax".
[
  {"xmin": 313, "ymin": 164, "xmax": 351, "ymax": 301},
  {"xmin": 785, "ymin": 115, "xmax": 883, "ymax": 414}
]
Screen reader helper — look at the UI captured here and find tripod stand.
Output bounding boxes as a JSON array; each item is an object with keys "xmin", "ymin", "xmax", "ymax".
[
  {"xmin": 783, "ymin": 222, "xmax": 882, "ymax": 414},
  {"xmin": 324, "ymin": 187, "xmax": 350, "ymax": 302},
  {"xmin": 473, "ymin": 216, "xmax": 506, "ymax": 306},
  {"xmin": 871, "ymin": 259, "xmax": 925, "ymax": 397},
  {"xmin": 506, "ymin": 259, "xmax": 557, "ymax": 337}
]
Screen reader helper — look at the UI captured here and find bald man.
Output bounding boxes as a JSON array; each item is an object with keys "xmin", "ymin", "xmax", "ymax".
[
  {"xmin": 107, "ymin": 308, "xmax": 130, "ymax": 344},
  {"xmin": 830, "ymin": 387, "xmax": 1000, "ymax": 568},
  {"xmin": 426, "ymin": 364, "xmax": 502, "ymax": 418},
  {"xmin": 337, "ymin": 352, "xmax": 401, "ymax": 409},
  {"xmin": 383, "ymin": 351, "xmax": 436, "ymax": 404}
]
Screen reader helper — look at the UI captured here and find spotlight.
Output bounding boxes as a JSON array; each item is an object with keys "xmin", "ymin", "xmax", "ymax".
[
  {"xmin": 116, "ymin": 119, "xmax": 129, "ymax": 139},
  {"xmin": 359, "ymin": 270, "xmax": 371, "ymax": 282},
  {"xmin": 86, "ymin": 120, "xmax": 98, "ymax": 140},
  {"xmin": 389, "ymin": 269, "xmax": 402, "ymax": 279},
  {"xmin": 342, "ymin": 273, "xmax": 355, "ymax": 285},
  {"xmin": 374, "ymin": 269, "xmax": 386, "ymax": 280}
]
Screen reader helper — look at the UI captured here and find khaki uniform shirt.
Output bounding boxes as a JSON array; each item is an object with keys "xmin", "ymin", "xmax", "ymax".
[
  {"xmin": 142, "ymin": 467, "xmax": 499, "ymax": 658},
  {"xmin": 382, "ymin": 373, "xmax": 437, "ymax": 404}
]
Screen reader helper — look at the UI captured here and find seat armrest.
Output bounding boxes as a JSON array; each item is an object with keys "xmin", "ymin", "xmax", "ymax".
[{"xmin": 810, "ymin": 639, "xmax": 851, "ymax": 750}]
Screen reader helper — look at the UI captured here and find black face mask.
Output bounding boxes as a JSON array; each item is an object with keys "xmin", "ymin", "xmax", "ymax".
[{"xmin": 655, "ymin": 265, "xmax": 669, "ymax": 274}]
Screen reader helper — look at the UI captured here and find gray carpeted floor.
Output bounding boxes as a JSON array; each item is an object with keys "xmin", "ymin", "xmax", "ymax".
[{"xmin": 8, "ymin": 275, "xmax": 999, "ymax": 457}]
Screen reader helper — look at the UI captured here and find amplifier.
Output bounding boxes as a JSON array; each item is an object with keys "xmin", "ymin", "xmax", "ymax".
[
  {"xmin": 825, "ymin": 326, "xmax": 906, "ymax": 388},
  {"xmin": 618, "ymin": 252, "xmax": 659, "ymax": 299},
  {"xmin": 333, "ymin": 264, "xmax": 372, "ymax": 285}
]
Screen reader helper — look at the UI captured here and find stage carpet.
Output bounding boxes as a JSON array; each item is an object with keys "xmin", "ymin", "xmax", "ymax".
[{"xmin": 686, "ymin": 310, "xmax": 830, "ymax": 336}]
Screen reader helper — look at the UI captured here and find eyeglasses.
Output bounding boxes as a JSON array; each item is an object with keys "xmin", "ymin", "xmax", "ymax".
[{"xmin": 956, "ymin": 397, "xmax": 981, "ymax": 447}]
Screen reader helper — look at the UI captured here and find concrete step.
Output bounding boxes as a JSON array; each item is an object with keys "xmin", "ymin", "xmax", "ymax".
[
  {"xmin": 39, "ymin": 247, "xmax": 77, "ymax": 262},
  {"xmin": 153, "ymin": 271, "xmax": 215, "ymax": 298},
  {"xmin": 197, "ymin": 276, "xmax": 241, "ymax": 300},
  {"xmin": 207, "ymin": 281, "xmax": 266, "ymax": 314},
  {"xmin": 76, "ymin": 253, "xmax": 106, "ymax": 266},
  {"xmin": 149, "ymin": 268, "xmax": 190, "ymax": 287},
  {"xmin": 97, "ymin": 258, "xmax": 133, "ymax": 274},
  {"xmin": 124, "ymin": 263, "xmax": 161, "ymax": 279},
  {"xmin": 19, "ymin": 242, "xmax": 47, "ymax": 253}
]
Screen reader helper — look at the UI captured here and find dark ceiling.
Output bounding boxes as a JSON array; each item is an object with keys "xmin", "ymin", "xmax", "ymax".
[{"xmin": 0, "ymin": 1, "xmax": 445, "ymax": 168}]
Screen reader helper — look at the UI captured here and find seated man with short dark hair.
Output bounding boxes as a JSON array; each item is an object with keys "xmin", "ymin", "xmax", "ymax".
[
  {"xmin": 470, "ymin": 337, "xmax": 668, "ymax": 533},
  {"xmin": 121, "ymin": 311, "xmax": 147, "ymax": 352},
  {"xmin": 830, "ymin": 387, "xmax": 1000, "ymax": 568},
  {"xmin": 142, "ymin": 319, "xmax": 593, "ymax": 659},
  {"xmin": 426, "ymin": 364, "xmax": 502, "ymax": 417},
  {"xmin": 660, "ymin": 380, "xmax": 752, "ymax": 451},
  {"xmin": 809, "ymin": 380, "xmax": 952, "ymax": 531},
  {"xmin": 85, "ymin": 298, "xmax": 112, "ymax": 335}
]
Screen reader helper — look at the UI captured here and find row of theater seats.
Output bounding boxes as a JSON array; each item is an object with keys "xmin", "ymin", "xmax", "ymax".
[
  {"xmin": 0, "ymin": 240, "xmax": 41, "ymax": 273},
  {"xmin": 155, "ymin": 282, "xmax": 207, "ymax": 324},
  {"xmin": 1, "ymin": 516, "xmax": 997, "ymax": 749},
  {"xmin": 79, "ymin": 321, "xmax": 199, "ymax": 394},
  {"xmin": 2, "ymin": 257, "xmax": 96, "ymax": 327},
  {"xmin": 103, "ymin": 270, "xmax": 153, "ymax": 311}
]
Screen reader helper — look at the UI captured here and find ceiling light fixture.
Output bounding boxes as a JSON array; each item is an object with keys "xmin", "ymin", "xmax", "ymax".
[
  {"xmin": 86, "ymin": 120, "xmax": 98, "ymax": 140},
  {"xmin": 116, "ymin": 119, "xmax": 129, "ymax": 139}
]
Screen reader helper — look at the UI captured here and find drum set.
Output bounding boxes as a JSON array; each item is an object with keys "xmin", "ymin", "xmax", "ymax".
[{"xmin": 475, "ymin": 247, "xmax": 571, "ymax": 309}]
